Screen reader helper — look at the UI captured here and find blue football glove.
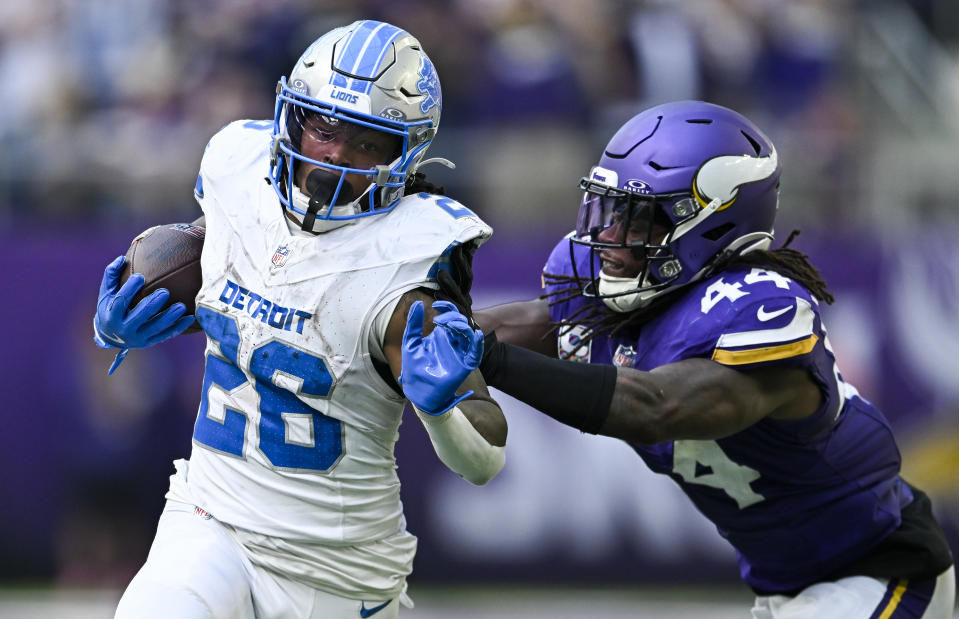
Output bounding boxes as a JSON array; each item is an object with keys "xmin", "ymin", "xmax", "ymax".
[
  {"xmin": 399, "ymin": 300, "xmax": 485, "ymax": 415},
  {"xmin": 94, "ymin": 255, "xmax": 196, "ymax": 374}
]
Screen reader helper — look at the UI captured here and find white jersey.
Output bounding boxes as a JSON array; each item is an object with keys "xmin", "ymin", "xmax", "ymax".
[{"xmin": 167, "ymin": 120, "xmax": 490, "ymax": 593}]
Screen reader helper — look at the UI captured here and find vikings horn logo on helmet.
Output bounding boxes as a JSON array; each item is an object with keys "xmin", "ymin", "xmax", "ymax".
[{"xmin": 692, "ymin": 149, "xmax": 779, "ymax": 211}]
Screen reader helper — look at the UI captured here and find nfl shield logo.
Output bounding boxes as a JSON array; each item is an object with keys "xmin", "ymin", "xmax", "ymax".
[
  {"xmin": 558, "ymin": 324, "xmax": 591, "ymax": 363},
  {"xmin": 272, "ymin": 245, "xmax": 291, "ymax": 267},
  {"xmin": 612, "ymin": 344, "xmax": 637, "ymax": 367}
]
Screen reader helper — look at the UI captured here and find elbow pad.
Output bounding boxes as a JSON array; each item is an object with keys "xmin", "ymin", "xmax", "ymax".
[{"xmin": 414, "ymin": 404, "xmax": 505, "ymax": 485}]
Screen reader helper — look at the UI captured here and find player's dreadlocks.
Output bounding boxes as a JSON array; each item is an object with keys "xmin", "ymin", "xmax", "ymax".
[
  {"xmin": 722, "ymin": 230, "xmax": 833, "ymax": 304},
  {"xmin": 406, "ymin": 172, "xmax": 445, "ymax": 196},
  {"xmin": 542, "ymin": 230, "xmax": 833, "ymax": 349}
]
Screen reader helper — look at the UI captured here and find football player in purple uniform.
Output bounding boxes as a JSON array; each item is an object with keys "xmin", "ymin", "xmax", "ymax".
[{"xmin": 415, "ymin": 100, "xmax": 955, "ymax": 618}]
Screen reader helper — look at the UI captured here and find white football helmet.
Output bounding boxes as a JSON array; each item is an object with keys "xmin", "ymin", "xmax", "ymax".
[{"xmin": 270, "ymin": 20, "xmax": 443, "ymax": 233}]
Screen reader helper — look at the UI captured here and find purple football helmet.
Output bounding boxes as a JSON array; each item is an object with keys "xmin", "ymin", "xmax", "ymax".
[{"xmin": 572, "ymin": 100, "xmax": 781, "ymax": 312}]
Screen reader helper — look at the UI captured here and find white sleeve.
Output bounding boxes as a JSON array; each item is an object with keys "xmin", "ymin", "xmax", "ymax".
[
  {"xmin": 368, "ymin": 295, "xmax": 402, "ymax": 364},
  {"xmin": 413, "ymin": 404, "xmax": 505, "ymax": 486}
]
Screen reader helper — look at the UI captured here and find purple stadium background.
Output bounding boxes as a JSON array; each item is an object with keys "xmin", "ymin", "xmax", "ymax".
[{"xmin": 2, "ymin": 222, "xmax": 957, "ymax": 591}]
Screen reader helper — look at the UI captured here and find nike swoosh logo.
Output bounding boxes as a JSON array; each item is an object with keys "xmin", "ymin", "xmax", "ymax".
[
  {"xmin": 756, "ymin": 304, "xmax": 794, "ymax": 322},
  {"xmin": 360, "ymin": 600, "xmax": 391, "ymax": 618}
]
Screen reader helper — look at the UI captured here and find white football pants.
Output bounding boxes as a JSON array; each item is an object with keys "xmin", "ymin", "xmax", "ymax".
[
  {"xmin": 752, "ymin": 565, "xmax": 955, "ymax": 619},
  {"xmin": 115, "ymin": 500, "xmax": 403, "ymax": 619}
]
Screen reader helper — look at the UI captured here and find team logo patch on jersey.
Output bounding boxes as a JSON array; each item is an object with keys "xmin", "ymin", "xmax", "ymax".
[
  {"xmin": 613, "ymin": 344, "xmax": 638, "ymax": 367},
  {"xmin": 272, "ymin": 245, "xmax": 291, "ymax": 267},
  {"xmin": 558, "ymin": 324, "xmax": 591, "ymax": 363}
]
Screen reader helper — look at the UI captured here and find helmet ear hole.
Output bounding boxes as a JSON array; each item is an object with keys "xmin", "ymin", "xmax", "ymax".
[{"xmin": 702, "ymin": 222, "xmax": 735, "ymax": 241}]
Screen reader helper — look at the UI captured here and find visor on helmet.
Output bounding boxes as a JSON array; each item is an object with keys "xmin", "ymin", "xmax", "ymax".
[
  {"xmin": 575, "ymin": 178, "xmax": 691, "ymax": 249},
  {"xmin": 288, "ymin": 107, "xmax": 404, "ymax": 170}
]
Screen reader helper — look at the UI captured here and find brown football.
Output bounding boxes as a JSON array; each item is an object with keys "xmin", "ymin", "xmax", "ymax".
[{"xmin": 120, "ymin": 223, "xmax": 205, "ymax": 332}]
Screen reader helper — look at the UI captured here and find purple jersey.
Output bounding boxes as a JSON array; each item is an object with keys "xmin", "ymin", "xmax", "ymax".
[{"xmin": 544, "ymin": 237, "xmax": 913, "ymax": 593}]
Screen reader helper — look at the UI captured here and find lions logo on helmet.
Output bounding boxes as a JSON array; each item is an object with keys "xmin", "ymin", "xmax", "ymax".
[{"xmin": 416, "ymin": 56, "xmax": 441, "ymax": 115}]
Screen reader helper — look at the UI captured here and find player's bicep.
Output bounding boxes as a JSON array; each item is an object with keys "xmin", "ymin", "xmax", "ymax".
[
  {"xmin": 609, "ymin": 359, "xmax": 820, "ymax": 442},
  {"xmin": 676, "ymin": 360, "xmax": 819, "ymax": 429},
  {"xmin": 475, "ymin": 298, "xmax": 556, "ymax": 357},
  {"xmin": 382, "ymin": 289, "xmax": 436, "ymax": 380}
]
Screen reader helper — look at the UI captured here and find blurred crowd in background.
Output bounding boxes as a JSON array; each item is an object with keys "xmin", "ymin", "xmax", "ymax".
[
  {"xmin": 2, "ymin": 0, "xmax": 959, "ymax": 598},
  {"xmin": 3, "ymin": 0, "xmax": 956, "ymax": 231}
]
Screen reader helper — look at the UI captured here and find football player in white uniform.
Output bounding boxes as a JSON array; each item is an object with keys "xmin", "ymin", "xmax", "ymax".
[{"xmin": 93, "ymin": 20, "xmax": 507, "ymax": 619}]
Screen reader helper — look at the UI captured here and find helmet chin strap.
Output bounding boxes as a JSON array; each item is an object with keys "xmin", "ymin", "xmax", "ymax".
[
  {"xmin": 300, "ymin": 169, "xmax": 355, "ymax": 232},
  {"xmin": 287, "ymin": 185, "xmax": 355, "ymax": 234}
]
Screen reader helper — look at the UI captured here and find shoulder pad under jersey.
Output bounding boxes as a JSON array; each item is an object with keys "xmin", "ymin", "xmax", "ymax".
[
  {"xmin": 394, "ymin": 192, "xmax": 492, "ymax": 250},
  {"xmin": 662, "ymin": 266, "xmax": 825, "ymax": 370},
  {"xmin": 291, "ymin": 192, "xmax": 493, "ymax": 285},
  {"xmin": 194, "ymin": 120, "xmax": 273, "ymax": 206}
]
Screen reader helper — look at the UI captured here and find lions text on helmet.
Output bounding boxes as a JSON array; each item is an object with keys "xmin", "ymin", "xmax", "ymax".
[
  {"xmin": 571, "ymin": 100, "xmax": 781, "ymax": 313},
  {"xmin": 270, "ymin": 21, "xmax": 445, "ymax": 234}
]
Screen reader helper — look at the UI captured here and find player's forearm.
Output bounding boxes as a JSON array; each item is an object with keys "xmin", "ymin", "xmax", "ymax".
[
  {"xmin": 456, "ymin": 371, "xmax": 507, "ymax": 446},
  {"xmin": 415, "ymin": 400, "xmax": 506, "ymax": 485},
  {"xmin": 480, "ymin": 338, "xmax": 768, "ymax": 444},
  {"xmin": 459, "ymin": 398, "xmax": 507, "ymax": 446},
  {"xmin": 481, "ymin": 336, "xmax": 617, "ymax": 434}
]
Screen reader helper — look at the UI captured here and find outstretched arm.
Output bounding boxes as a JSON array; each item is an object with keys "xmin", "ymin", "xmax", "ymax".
[
  {"xmin": 383, "ymin": 290, "xmax": 506, "ymax": 485},
  {"xmin": 603, "ymin": 358, "xmax": 820, "ymax": 442},
  {"xmin": 426, "ymin": 306, "xmax": 822, "ymax": 444},
  {"xmin": 488, "ymin": 342, "xmax": 821, "ymax": 442}
]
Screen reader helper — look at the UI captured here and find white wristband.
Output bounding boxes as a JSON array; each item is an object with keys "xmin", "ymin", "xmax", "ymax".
[{"xmin": 414, "ymin": 404, "xmax": 505, "ymax": 486}]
